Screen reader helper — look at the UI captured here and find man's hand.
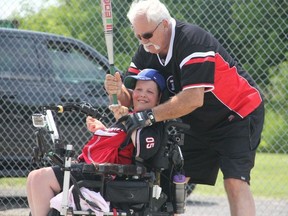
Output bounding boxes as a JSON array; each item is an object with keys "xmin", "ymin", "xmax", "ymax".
[
  {"xmin": 123, "ymin": 109, "xmax": 156, "ymax": 134},
  {"xmin": 104, "ymin": 71, "xmax": 122, "ymax": 97}
]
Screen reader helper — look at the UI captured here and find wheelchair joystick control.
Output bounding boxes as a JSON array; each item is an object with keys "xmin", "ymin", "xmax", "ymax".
[{"xmin": 173, "ymin": 173, "xmax": 186, "ymax": 214}]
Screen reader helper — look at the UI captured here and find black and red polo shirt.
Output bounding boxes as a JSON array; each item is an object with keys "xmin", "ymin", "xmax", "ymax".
[{"xmin": 126, "ymin": 18, "xmax": 263, "ymax": 133}]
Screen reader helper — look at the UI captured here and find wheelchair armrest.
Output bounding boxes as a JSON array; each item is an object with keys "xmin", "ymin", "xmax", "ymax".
[
  {"xmin": 76, "ymin": 180, "xmax": 103, "ymax": 189},
  {"xmin": 164, "ymin": 121, "xmax": 190, "ymax": 132},
  {"xmin": 82, "ymin": 163, "xmax": 147, "ymax": 176},
  {"xmin": 150, "ymin": 121, "xmax": 190, "ymax": 170}
]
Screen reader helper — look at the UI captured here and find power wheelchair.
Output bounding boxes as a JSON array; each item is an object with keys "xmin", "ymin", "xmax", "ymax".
[{"xmin": 31, "ymin": 102, "xmax": 190, "ymax": 216}]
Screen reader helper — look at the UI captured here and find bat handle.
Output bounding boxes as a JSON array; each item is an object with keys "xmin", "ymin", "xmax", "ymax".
[
  {"xmin": 112, "ymin": 93, "xmax": 118, "ymax": 105},
  {"xmin": 109, "ymin": 65, "xmax": 118, "ymax": 105}
]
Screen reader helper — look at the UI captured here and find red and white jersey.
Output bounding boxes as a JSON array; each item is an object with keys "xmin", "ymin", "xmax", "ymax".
[
  {"xmin": 127, "ymin": 18, "xmax": 263, "ymax": 133},
  {"xmin": 78, "ymin": 122, "xmax": 164, "ymax": 165},
  {"xmin": 78, "ymin": 125, "xmax": 134, "ymax": 165}
]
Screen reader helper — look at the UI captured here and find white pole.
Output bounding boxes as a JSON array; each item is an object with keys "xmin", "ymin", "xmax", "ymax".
[{"xmin": 60, "ymin": 144, "xmax": 73, "ymax": 216}]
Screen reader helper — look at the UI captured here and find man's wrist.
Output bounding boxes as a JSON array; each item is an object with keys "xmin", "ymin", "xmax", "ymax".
[{"xmin": 145, "ymin": 109, "xmax": 156, "ymax": 125}]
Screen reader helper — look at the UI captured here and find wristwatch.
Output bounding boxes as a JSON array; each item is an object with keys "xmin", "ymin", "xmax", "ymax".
[{"xmin": 146, "ymin": 110, "xmax": 156, "ymax": 125}]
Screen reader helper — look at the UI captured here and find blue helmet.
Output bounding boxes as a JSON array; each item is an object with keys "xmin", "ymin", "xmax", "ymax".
[{"xmin": 124, "ymin": 68, "xmax": 166, "ymax": 92}]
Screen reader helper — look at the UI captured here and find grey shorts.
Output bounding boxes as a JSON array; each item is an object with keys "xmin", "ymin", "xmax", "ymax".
[{"xmin": 181, "ymin": 103, "xmax": 264, "ymax": 185}]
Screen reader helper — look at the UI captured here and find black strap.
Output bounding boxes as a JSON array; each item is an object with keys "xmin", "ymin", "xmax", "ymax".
[
  {"xmin": 69, "ymin": 174, "xmax": 102, "ymax": 212},
  {"xmin": 116, "ymin": 115, "xmax": 133, "ymax": 151},
  {"xmin": 72, "ymin": 186, "xmax": 82, "ymax": 210}
]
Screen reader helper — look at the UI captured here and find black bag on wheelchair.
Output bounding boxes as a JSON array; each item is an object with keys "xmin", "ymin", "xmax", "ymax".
[{"xmin": 105, "ymin": 180, "xmax": 150, "ymax": 203}]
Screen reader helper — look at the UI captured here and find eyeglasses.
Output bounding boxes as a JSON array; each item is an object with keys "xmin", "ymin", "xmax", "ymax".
[{"xmin": 136, "ymin": 22, "xmax": 162, "ymax": 40}]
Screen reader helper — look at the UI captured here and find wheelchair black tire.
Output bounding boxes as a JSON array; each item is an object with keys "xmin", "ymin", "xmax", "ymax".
[{"xmin": 47, "ymin": 208, "xmax": 61, "ymax": 216}]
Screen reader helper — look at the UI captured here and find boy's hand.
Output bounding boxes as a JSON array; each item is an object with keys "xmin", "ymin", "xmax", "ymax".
[
  {"xmin": 86, "ymin": 116, "xmax": 106, "ymax": 132},
  {"xmin": 109, "ymin": 103, "xmax": 129, "ymax": 121}
]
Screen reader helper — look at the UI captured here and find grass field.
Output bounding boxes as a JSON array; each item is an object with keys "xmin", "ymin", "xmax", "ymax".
[
  {"xmin": 192, "ymin": 153, "xmax": 288, "ymax": 199},
  {"xmin": 1, "ymin": 153, "xmax": 288, "ymax": 199}
]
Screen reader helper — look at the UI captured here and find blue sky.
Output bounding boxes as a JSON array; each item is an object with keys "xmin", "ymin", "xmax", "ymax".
[{"xmin": 0, "ymin": 0, "xmax": 59, "ymax": 19}]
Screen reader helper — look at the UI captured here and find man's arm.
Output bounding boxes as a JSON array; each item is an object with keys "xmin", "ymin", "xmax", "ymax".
[
  {"xmin": 121, "ymin": 87, "xmax": 205, "ymax": 134},
  {"xmin": 152, "ymin": 87, "xmax": 205, "ymax": 122}
]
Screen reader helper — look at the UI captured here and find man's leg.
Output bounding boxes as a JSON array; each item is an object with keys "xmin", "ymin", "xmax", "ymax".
[
  {"xmin": 221, "ymin": 105, "xmax": 264, "ymax": 216},
  {"xmin": 224, "ymin": 178, "xmax": 255, "ymax": 216}
]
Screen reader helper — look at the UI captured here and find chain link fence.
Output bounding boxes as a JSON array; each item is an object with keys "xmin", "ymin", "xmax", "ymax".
[{"xmin": 0, "ymin": 0, "xmax": 287, "ymax": 215}]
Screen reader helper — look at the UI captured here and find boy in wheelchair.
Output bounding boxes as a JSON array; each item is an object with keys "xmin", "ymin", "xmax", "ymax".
[{"xmin": 27, "ymin": 69, "xmax": 187, "ymax": 216}]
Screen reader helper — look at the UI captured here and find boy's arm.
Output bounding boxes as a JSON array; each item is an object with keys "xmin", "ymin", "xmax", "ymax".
[{"xmin": 86, "ymin": 116, "xmax": 107, "ymax": 132}]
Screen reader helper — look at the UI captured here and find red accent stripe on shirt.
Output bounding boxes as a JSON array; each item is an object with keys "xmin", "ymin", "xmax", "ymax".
[{"xmin": 128, "ymin": 67, "xmax": 140, "ymax": 74}]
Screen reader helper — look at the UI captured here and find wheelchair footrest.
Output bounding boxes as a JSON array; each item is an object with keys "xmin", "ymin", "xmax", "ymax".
[{"xmin": 71, "ymin": 210, "xmax": 127, "ymax": 215}]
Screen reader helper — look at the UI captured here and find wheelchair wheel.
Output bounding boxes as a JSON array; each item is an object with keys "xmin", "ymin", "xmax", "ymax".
[
  {"xmin": 186, "ymin": 180, "xmax": 196, "ymax": 197},
  {"xmin": 165, "ymin": 202, "xmax": 174, "ymax": 215},
  {"xmin": 47, "ymin": 208, "xmax": 60, "ymax": 216}
]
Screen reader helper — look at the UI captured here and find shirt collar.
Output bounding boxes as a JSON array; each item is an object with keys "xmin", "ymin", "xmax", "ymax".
[{"xmin": 157, "ymin": 18, "xmax": 176, "ymax": 66}]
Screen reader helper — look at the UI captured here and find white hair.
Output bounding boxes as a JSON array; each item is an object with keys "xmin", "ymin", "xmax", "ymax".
[{"xmin": 127, "ymin": 0, "xmax": 172, "ymax": 24}]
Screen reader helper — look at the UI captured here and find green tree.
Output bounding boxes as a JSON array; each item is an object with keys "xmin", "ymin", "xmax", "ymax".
[
  {"xmin": 259, "ymin": 54, "xmax": 288, "ymax": 153},
  {"xmin": 268, "ymin": 53, "xmax": 288, "ymax": 111},
  {"xmin": 229, "ymin": 0, "xmax": 287, "ymax": 87}
]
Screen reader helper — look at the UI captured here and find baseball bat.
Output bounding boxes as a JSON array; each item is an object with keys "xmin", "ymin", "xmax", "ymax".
[{"xmin": 100, "ymin": 0, "xmax": 118, "ymax": 105}]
